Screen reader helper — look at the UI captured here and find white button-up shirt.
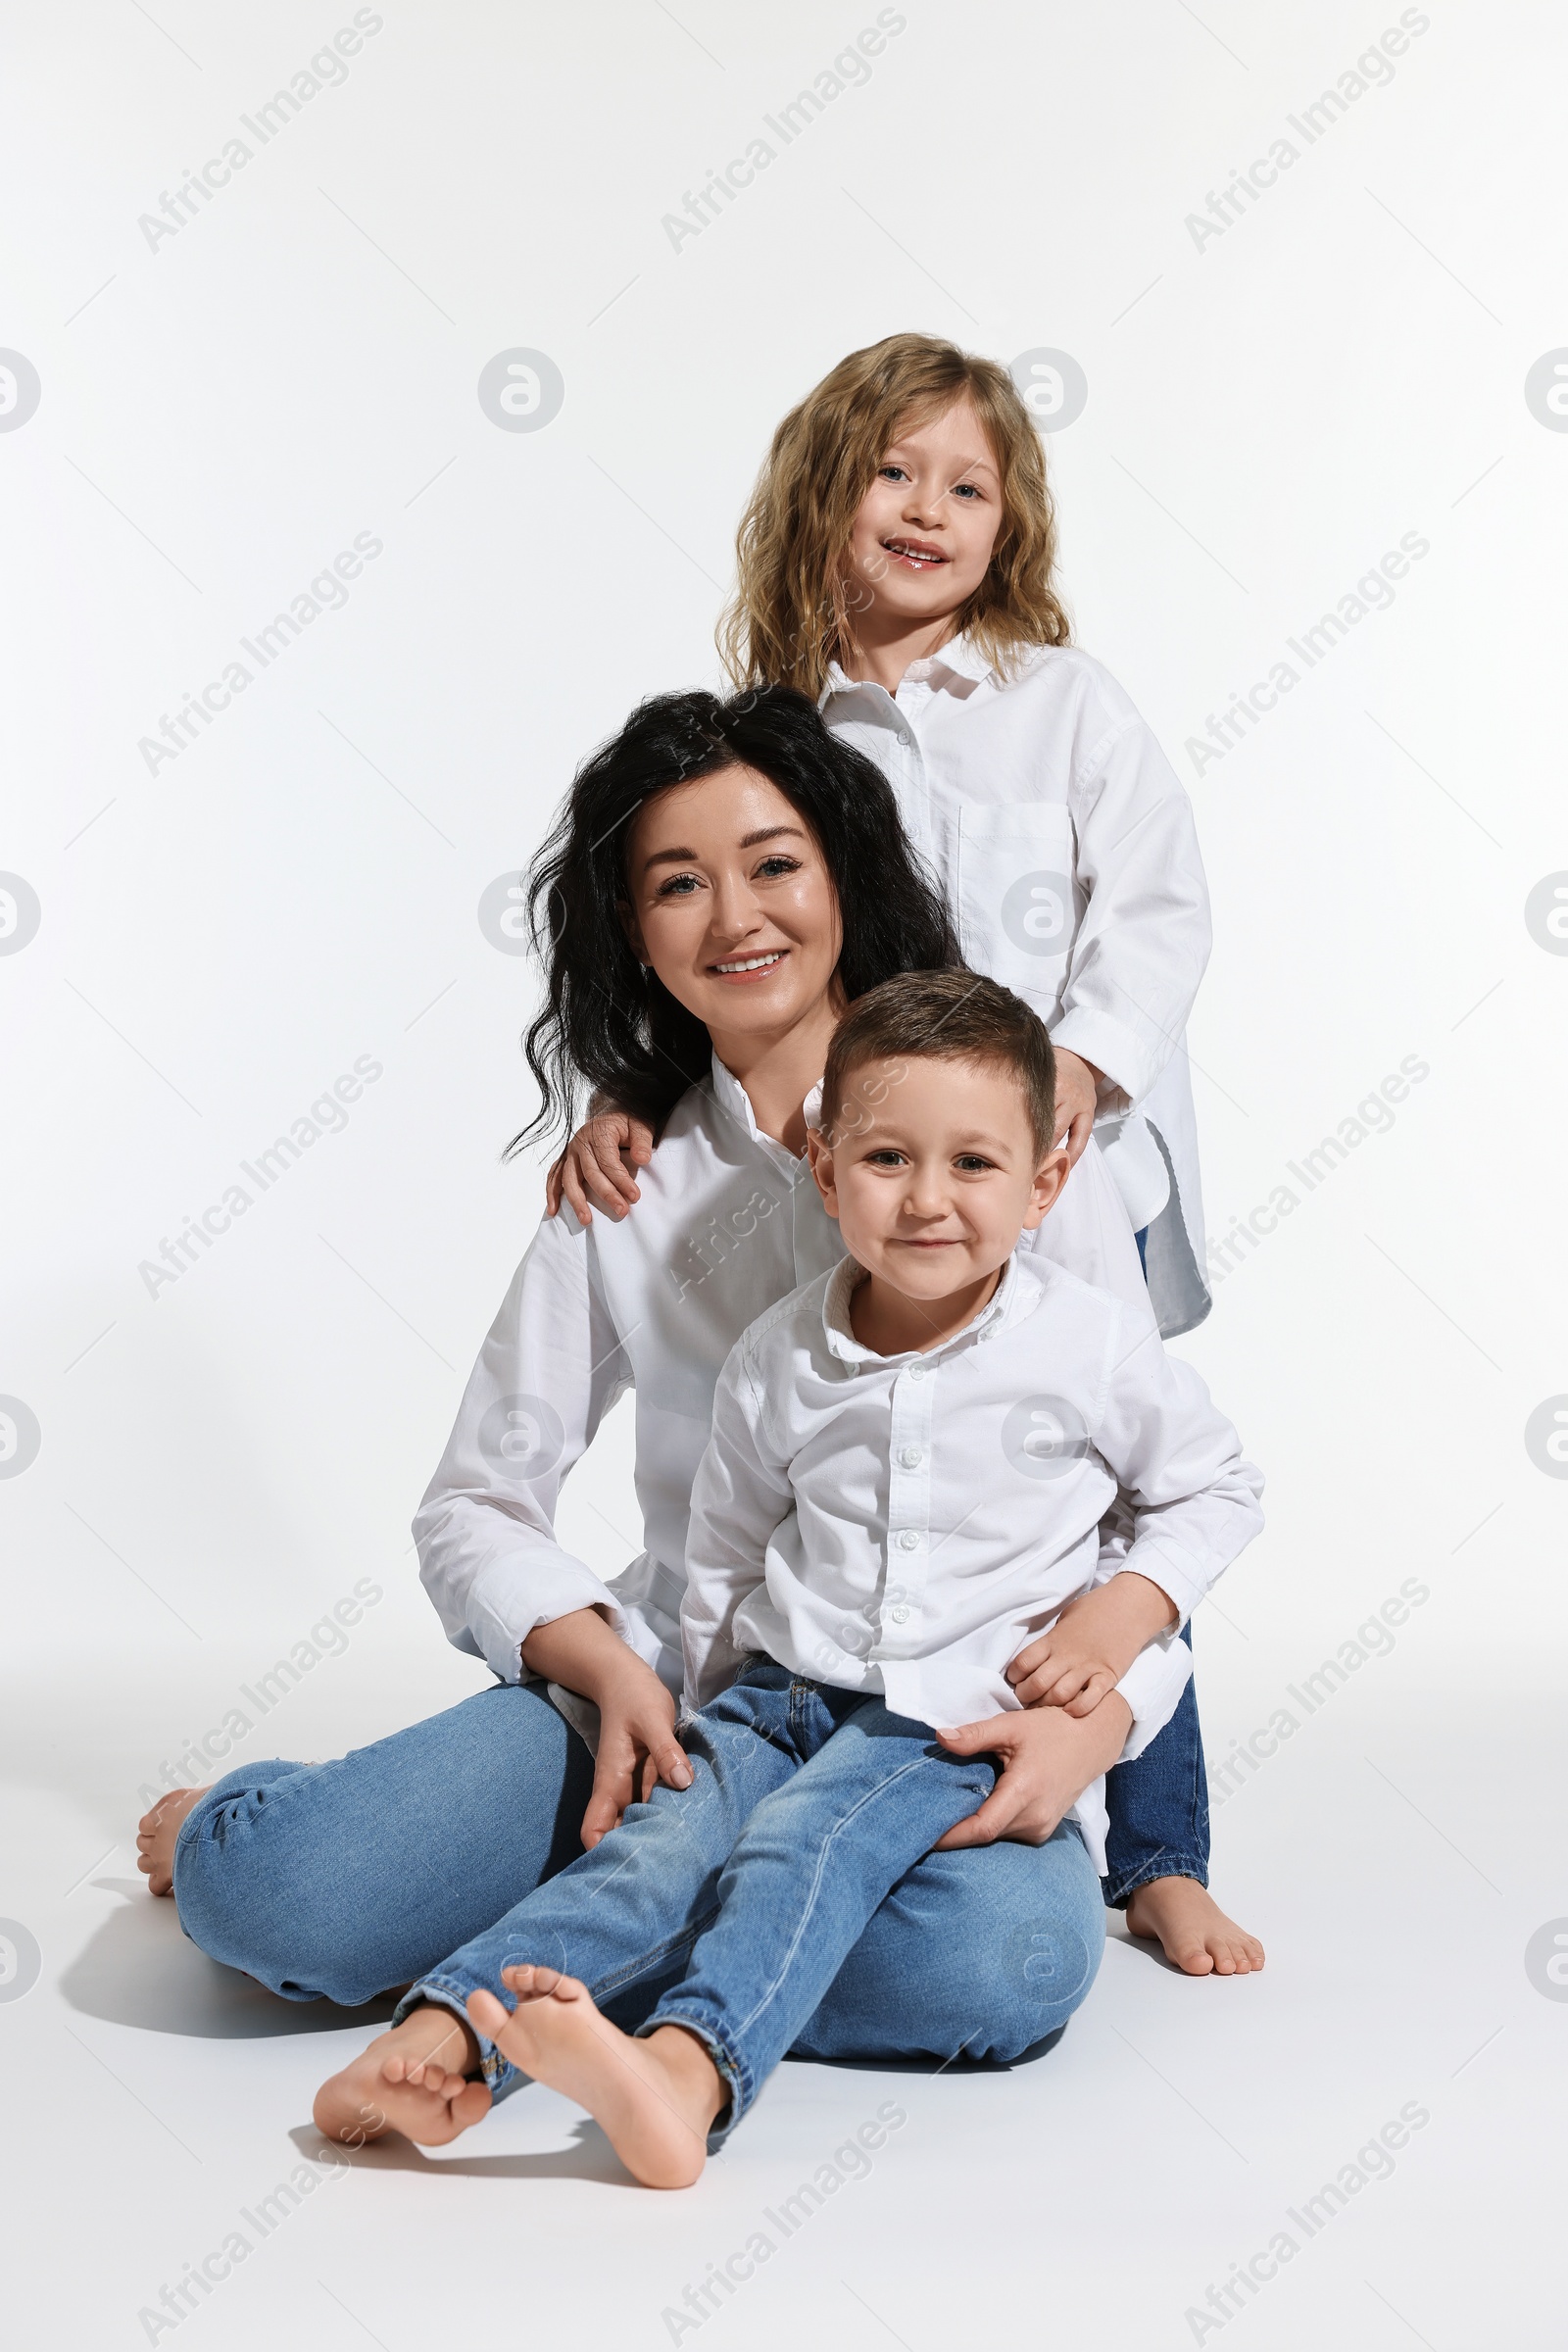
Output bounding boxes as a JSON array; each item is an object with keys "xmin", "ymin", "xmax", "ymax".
[
  {"xmin": 821, "ymin": 638, "xmax": 1212, "ymax": 1336},
  {"xmin": 681, "ymin": 1251, "xmax": 1264, "ymax": 1868},
  {"xmin": 415, "ymin": 1058, "xmax": 1152, "ymax": 1703}
]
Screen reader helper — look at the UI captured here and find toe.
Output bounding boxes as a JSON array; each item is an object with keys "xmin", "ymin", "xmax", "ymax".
[{"xmin": 466, "ymin": 1987, "xmax": 512, "ymax": 2039}]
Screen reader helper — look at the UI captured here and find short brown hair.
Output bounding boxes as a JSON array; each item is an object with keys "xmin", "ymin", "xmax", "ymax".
[
  {"xmin": 718, "ymin": 333, "xmax": 1071, "ymax": 702},
  {"xmin": 819, "ymin": 969, "xmax": 1056, "ymax": 1159}
]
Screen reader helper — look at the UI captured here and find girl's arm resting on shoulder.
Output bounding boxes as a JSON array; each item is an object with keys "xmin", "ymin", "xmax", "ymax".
[
  {"xmin": 413, "ymin": 1211, "xmax": 634, "ymax": 1684},
  {"xmin": 545, "ymin": 1102, "xmax": 656, "ymax": 1226},
  {"xmin": 680, "ymin": 1349, "xmax": 794, "ymax": 1711},
  {"xmin": 1054, "ymin": 716, "xmax": 1213, "ymax": 1110}
]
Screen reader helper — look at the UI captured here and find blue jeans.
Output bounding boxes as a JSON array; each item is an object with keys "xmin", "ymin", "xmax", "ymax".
[
  {"xmin": 403, "ymin": 1664, "xmax": 1102, "ymax": 2139},
  {"xmin": 174, "ymin": 1678, "xmax": 1103, "ymax": 2068}
]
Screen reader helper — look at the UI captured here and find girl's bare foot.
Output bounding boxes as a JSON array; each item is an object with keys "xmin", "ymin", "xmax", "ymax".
[
  {"xmin": 467, "ymin": 1965, "xmax": 723, "ymax": 2188},
  {"xmin": 135, "ymin": 1788, "xmax": 209, "ymax": 1896},
  {"xmin": 1124, "ymin": 1877, "xmax": 1264, "ymax": 1976},
  {"xmin": 314, "ymin": 2007, "xmax": 492, "ymax": 2148}
]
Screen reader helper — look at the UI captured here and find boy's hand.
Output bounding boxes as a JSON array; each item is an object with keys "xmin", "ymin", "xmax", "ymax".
[
  {"xmin": 580, "ymin": 1654, "xmax": 693, "ymax": 1848},
  {"xmin": 1051, "ymin": 1049, "xmax": 1102, "ymax": 1168},
  {"xmin": 546, "ymin": 1110, "xmax": 655, "ymax": 1225},
  {"xmin": 1004, "ymin": 1572, "xmax": 1178, "ymax": 1716},
  {"xmin": 934, "ymin": 1695, "xmax": 1132, "ymax": 1848}
]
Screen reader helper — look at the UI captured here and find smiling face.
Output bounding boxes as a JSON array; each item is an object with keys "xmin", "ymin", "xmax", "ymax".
[
  {"xmin": 845, "ymin": 396, "xmax": 1005, "ymax": 639},
  {"xmin": 809, "ymin": 1053, "xmax": 1066, "ymax": 1325},
  {"xmin": 620, "ymin": 762, "xmax": 845, "ymax": 1058}
]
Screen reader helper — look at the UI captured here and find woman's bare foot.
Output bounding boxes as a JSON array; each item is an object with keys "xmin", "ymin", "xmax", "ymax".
[
  {"xmin": 1124, "ymin": 1877, "xmax": 1264, "ymax": 1976},
  {"xmin": 135, "ymin": 1788, "xmax": 209, "ymax": 1896},
  {"xmin": 467, "ymin": 1965, "xmax": 723, "ymax": 2188},
  {"xmin": 314, "ymin": 2007, "xmax": 492, "ymax": 2148}
]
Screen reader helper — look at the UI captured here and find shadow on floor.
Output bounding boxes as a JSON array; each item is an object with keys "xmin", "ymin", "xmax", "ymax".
[
  {"xmin": 286, "ymin": 2119, "xmax": 629, "ymax": 2186},
  {"xmin": 59, "ymin": 1880, "xmax": 400, "ymax": 2038}
]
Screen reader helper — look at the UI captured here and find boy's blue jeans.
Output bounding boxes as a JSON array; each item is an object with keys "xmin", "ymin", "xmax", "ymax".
[
  {"xmin": 399, "ymin": 1662, "xmax": 1102, "ymax": 2142},
  {"xmin": 174, "ymin": 1678, "xmax": 1104, "ymax": 2064}
]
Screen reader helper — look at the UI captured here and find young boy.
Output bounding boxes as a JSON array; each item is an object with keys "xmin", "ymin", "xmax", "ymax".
[{"xmin": 316, "ymin": 972, "xmax": 1262, "ymax": 2183}]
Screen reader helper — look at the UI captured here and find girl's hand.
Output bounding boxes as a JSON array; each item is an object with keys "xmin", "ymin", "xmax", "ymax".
[
  {"xmin": 546, "ymin": 1110, "xmax": 655, "ymax": 1225},
  {"xmin": 933, "ymin": 1693, "xmax": 1132, "ymax": 1848},
  {"xmin": 1050, "ymin": 1049, "xmax": 1102, "ymax": 1168},
  {"xmin": 579, "ymin": 1653, "xmax": 693, "ymax": 1848}
]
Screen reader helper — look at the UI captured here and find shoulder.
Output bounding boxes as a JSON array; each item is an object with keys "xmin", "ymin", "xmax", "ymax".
[
  {"xmin": 737, "ymin": 1263, "xmax": 837, "ymax": 1367},
  {"xmin": 1000, "ymin": 643, "xmax": 1144, "ymax": 735},
  {"xmin": 1011, "ymin": 1247, "xmax": 1157, "ymax": 1352}
]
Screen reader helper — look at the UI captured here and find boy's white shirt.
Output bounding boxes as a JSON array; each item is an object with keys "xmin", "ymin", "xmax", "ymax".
[
  {"xmin": 416, "ymin": 1056, "xmax": 1157, "ymax": 1714},
  {"xmin": 821, "ymin": 638, "xmax": 1213, "ymax": 1337},
  {"xmin": 682, "ymin": 1250, "xmax": 1262, "ymax": 1873}
]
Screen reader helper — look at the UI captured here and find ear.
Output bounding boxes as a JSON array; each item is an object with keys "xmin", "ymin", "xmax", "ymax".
[
  {"xmin": 616, "ymin": 896, "xmax": 648, "ymax": 968},
  {"xmin": 807, "ymin": 1127, "xmax": 841, "ymax": 1221},
  {"xmin": 1019, "ymin": 1145, "xmax": 1070, "ymax": 1232}
]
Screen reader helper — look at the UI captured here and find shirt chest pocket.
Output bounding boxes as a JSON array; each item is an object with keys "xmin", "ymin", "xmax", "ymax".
[{"xmin": 956, "ymin": 804, "xmax": 1079, "ymax": 1009}]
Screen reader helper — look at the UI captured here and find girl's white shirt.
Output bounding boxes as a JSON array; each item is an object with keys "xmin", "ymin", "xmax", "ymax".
[
  {"xmin": 820, "ymin": 637, "xmax": 1212, "ymax": 1336},
  {"xmin": 414, "ymin": 1056, "xmax": 1154, "ymax": 1720}
]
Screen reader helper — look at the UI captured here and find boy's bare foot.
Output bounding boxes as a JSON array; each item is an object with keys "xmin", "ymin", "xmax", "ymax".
[
  {"xmin": 1124, "ymin": 1877, "xmax": 1264, "ymax": 1976},
  {"xmin": 135, "ymin": 1788, "xmax": 209, "ymax": 1895},
  {"xmin": 467, "ymin": 1965, "xmax": 723, "ymax": 2188},
  {"xmin": 314, "ymin": 2007, "xmax": 492, "ymax": 2148}
]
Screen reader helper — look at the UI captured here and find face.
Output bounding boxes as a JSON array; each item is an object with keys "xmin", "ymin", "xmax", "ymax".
[
  {"xmin": 809, "ymin": 1054, "xmax": 1066, "ymax": 1303},
  {"xmin": 621, "ymin": 764, "xmax": 844, "ymax": 1047},
  {"xmin": 845, "ymin": 396, "xmax": 1005, "ymax": 632}
]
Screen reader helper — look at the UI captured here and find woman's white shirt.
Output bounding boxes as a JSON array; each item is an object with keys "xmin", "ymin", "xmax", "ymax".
[
  {"xmin": 414, "ymin": 1056, "xmax": 1151, "ymax": 1701},
  {"xmin": 820, "ymin": 638, "xmax": 1213, "ymax": 1336}
]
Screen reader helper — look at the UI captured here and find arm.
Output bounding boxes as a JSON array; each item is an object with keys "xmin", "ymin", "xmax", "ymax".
[
  {"xmin": 544, "ymin": 1103, "xmax": 656, "ymax": 1225},
  {"xmin": 413, "ymin": 1209, "xmax": 637, "ymax": 1685},
  {"xmin": 1052, "ymin": 704, "xmax": 1212, "ymax": 1113},
  {"xmin": 680, "ymin": 1343, "xmax": 795, "ymax": 1711}
]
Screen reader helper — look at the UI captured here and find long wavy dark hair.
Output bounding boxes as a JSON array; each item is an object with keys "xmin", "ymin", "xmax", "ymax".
[{"xmin": 514, "ymin": 685, "xmax": 958, "ymax": 1151}]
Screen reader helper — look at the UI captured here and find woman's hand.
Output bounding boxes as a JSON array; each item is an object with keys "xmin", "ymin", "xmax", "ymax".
[
  {"xmin": 545, "ymin": 1110, "xmax": 655, "ymax": 1225},
  {"xmin": 1050, "ymin": 1048, "xmax": 1102, "ymax": 1168},
  {"xmin": 933, "ymin": 1692, "xmax": 1132, "ymax": 1848},
  {"xmin": 518, "ymin": 1606, "xmax": 691, "ymax": 1848},
  {"xmin": 579, "ymin": 1653, "xmax": 692, "ymax": 1847}
]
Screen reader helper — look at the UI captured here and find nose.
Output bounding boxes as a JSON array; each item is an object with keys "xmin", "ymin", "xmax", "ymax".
[{"xmin": 707, "ymin": 871, "xmax": 766, "ymax": 949}]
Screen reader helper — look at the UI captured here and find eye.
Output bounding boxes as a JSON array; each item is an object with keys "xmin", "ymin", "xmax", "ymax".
[
  {"xmin": 877, "ymin": 465, "xmax": 909, "ymax": 483},
  {"xmin": 655, "ymin": 870, "xmax": 703, "ymax": 899},
  {"xmin": 953, "ymin": 481, "xmax": 983, "ymax": 500},
  {"xmin": 754, "ymin": 855, "xmax": 802, "ymax": 880},
  {"xmin": 864, "ymin": 1149, "xmax": 907, "ymax": 1168},
  {"xmin": 954, "ymin": 1153, "xmax": 995, "ymax": 1172}
]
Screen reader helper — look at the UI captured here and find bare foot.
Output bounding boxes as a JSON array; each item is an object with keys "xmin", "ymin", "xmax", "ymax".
[
  {"xmin": 467, "ymin": 1965, "xmax": 722, "ymax": 2188},
  {"xmin": 135, "ymin": 1788, "xmax": 209, "ymax": 1896},
  {"xmin": 1124, "ymin": 1877, "xmax": 1264, "ymax": 1976},
  {"xmin": 314, "ymin": 2007, "xmax": 492, "ymax": 2149}
]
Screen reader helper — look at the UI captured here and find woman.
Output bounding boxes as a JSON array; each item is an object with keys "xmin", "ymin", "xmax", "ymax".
[{"xmin": 140, "ymin": 687, "xmax": 1148, "ymax": 2065}]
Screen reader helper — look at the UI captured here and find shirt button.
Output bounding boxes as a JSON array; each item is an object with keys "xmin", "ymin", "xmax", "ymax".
[
  {"xmin": 907, "ymin": 1365, "xmax": 926, "ymax": 1382},
  {"xmin": 889, "ymin": 1604, "xmax": 910, "ymax": 1625},
  {"xmin": 899, "ymin": 1446, "xmax": 923, "ymax": 1469},
  {"xmin": 898, "ymin": 1530, "xmax": 919, "ymax": 1551}
]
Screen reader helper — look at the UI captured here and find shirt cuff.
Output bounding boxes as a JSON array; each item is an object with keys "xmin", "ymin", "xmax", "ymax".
[
  {"xmin": 1050, "ymin": 1007, "xmax": 1156, "ymax": 1110},
  {"xmin": 1113, "ymin": 1634, "xmax": 1193, "ymax": 1764},
  {"xmin": 465, "ymin": 1550, "xmax": 628, "ymax": 1686},
  {"xmin": 1118, "ymin": 1539, "xmax": 1210, "ymax": 1629}
]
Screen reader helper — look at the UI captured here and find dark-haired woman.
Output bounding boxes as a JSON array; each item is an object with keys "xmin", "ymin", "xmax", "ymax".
[{"xmin": 143, "ymin": 689, "xmax": 1148, "ymax": 2070}]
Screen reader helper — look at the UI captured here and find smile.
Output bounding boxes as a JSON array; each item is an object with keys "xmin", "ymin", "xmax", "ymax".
[
  {"xmin": 882, "ymin": 537, "xmax": 948, "ymax": 568},
  {"xmin": 711, "ymin": 952, "xmax": 786, "ymax": 975}
]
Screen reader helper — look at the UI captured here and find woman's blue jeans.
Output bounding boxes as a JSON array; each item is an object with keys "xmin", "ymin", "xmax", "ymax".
[{"xmin": 173, "ymin": 1677, "xmax": 1104, "ymax": 2070}]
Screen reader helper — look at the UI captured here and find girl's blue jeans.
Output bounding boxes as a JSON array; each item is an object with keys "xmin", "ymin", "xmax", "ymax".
[
  {"xmin": 400, "ymin": 1662, "xmax": 1102, "ymax": 2140},
  {"xmin": 174, "ymin": 1673, "xmax": 1104, "ymax": 2074}
]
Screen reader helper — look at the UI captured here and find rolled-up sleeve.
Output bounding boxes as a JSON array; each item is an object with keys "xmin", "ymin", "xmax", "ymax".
[
  {"xmin": 1052, "ymin": 711, "xmax": 1211, "ymax": 1110},
  {"xmin": 413, "ymin": 1210, "xmax": 633, "ymax": 1684}
]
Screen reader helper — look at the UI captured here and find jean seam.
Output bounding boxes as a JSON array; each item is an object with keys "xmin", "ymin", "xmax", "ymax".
[{"xmin": 731, "ymin": 1750, "xmax": 982, "ymax": 2047}]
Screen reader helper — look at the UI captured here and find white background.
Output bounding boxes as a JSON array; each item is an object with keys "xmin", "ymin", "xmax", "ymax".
[{"xmin": 3, "ymin": 2, "xmax": 1566, "ymax": 2346}]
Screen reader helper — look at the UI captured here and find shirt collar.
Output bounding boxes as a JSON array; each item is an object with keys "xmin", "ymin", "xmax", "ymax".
[
  {"xmin": 821, "ymin": 1250, "xmax": 1022, "ymax": 1366},
  {"xmin": 707, "ymin": 1053, "xmax": 814, "ymax": 1175},
  {"xmin": 819, "ymin": 629, "xmax": 997, "ymax": 708}
]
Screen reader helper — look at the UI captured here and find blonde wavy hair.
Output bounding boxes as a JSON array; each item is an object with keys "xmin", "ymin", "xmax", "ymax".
[{"xmin": 718, "ymin": 333, "xmax": 1071, "ymax": 699}]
